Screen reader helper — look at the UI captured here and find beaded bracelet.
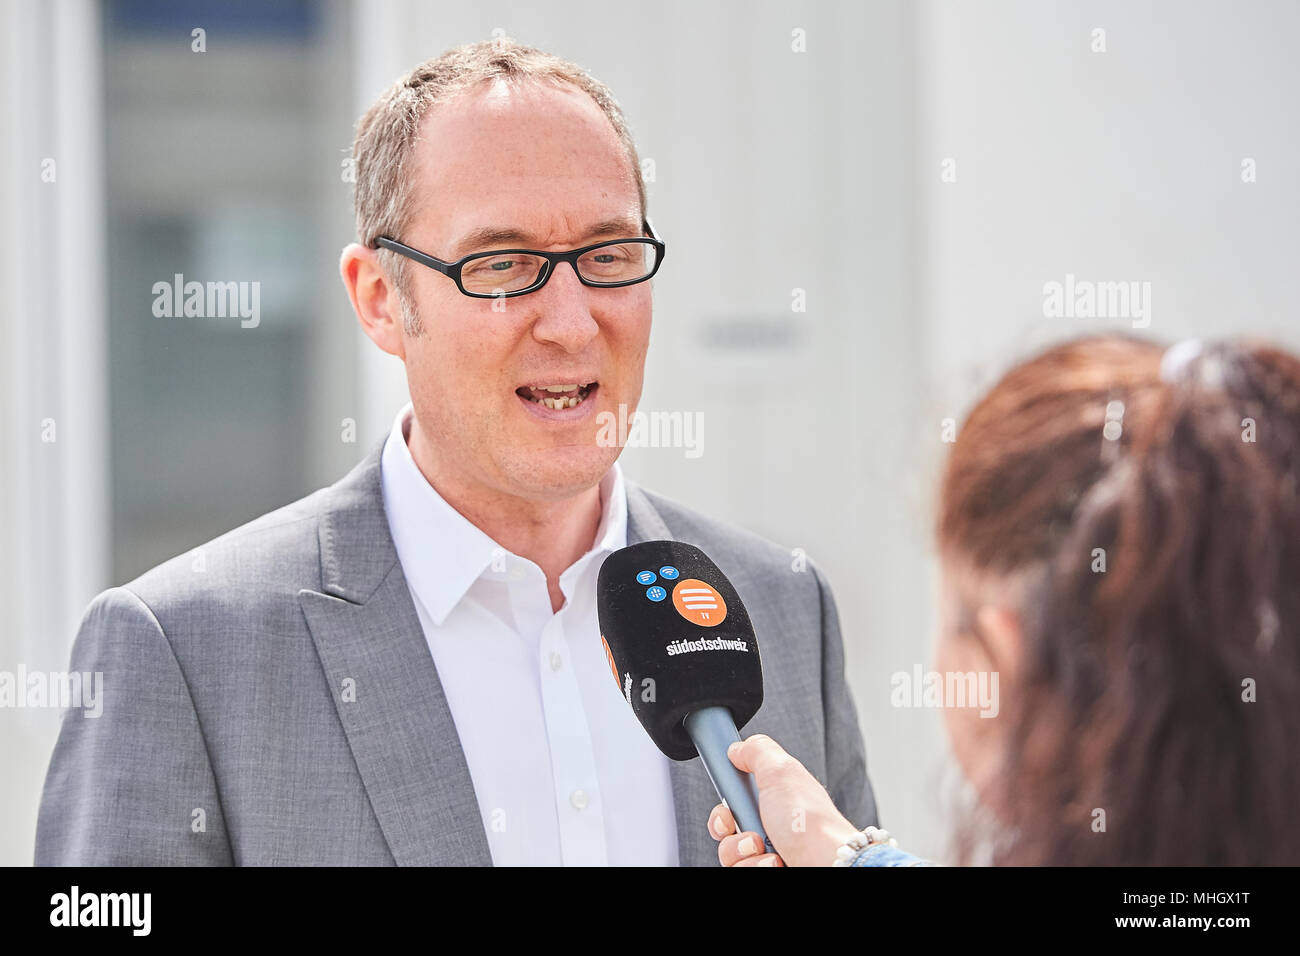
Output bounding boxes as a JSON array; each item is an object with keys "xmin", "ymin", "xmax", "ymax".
[{"xmin": 831, "ymin": 826, "xmax": 898, "ymax": 867}]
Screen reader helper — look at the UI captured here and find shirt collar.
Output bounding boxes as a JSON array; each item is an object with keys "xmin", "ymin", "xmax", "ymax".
[{"xmin": 380, "ymin": 402, "xmax": 626, "ymax": 625}]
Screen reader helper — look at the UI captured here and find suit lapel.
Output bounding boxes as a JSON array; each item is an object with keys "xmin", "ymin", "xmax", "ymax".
[
  {"xmin": 298, "ymin": 442, "xmax": 492, "ymax": 866},
  {"xmin": 625, "ymin": 483, "xmax": 720, "ymax": 867}
]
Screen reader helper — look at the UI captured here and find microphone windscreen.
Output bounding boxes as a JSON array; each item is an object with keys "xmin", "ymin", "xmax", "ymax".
[{"xmin": 597, "ymin": 541, "xmax": 763, "ymax": 760}]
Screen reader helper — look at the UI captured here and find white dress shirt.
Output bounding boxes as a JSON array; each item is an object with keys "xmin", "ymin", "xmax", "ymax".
[{"xmin": 380, "ymin": 403, "xmax": 679, "ymax": 866}]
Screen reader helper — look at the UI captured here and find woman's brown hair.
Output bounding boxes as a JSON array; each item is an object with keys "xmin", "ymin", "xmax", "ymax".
[{"xmin": 939, "ymin": 334, "xmax": 1300, "ymax": 865}]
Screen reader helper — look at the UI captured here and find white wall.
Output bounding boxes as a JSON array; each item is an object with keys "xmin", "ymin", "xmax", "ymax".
[{"xmin": 917, "ymin": 0, "xmax": 1300, "ymax": 399}]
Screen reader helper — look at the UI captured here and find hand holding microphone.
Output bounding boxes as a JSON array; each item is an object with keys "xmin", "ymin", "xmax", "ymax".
[{"xmin": 710, "ymin": 734, "xmax": 861, "ymax": 868}]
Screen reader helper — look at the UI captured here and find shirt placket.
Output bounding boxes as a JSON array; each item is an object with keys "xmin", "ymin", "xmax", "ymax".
[{"xmin": 508, "ymin": 556, "xmax": 608, "ymax": 866}]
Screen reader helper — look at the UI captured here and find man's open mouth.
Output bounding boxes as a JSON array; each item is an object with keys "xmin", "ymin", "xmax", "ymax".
[{"xmin": 515, "ymin": 382, "xmax": 597, "ymax": 410}]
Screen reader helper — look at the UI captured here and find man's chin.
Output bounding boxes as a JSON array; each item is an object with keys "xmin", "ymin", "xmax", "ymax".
[{"xmin": 501, "ymin": 447, "xmax": 620, "ymax": 501}]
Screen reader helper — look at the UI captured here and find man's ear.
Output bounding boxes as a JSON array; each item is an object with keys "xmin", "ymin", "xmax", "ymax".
[
  {"xmin": 974, "ymin": 605, "xmax": 1022, "ymax": 683},
  {"xmin": 339, "ymin": 242, "xmax": 406, "ymax": 360}
]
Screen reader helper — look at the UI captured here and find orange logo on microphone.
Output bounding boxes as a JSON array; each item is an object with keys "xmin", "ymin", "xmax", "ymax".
[
  {"xmin": 672, "ymin": 579, "xmax": 728, "ymax": 627},
  {"xmin": 601, "ymin": 634, "xmax": 619, "ymax": 687}
]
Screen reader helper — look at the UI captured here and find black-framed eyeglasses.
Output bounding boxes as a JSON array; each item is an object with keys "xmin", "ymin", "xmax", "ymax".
[{"xmin": 372, "ymin": 219, "xmax": 666, "ymax": 299}]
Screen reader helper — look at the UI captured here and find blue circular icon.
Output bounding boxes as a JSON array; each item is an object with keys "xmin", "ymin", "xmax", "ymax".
[
  {"xmin": 636, "ymin": 570, "xmax": 657, "ymax": 585},
  {"xmin": 659, "ymin": 566, "xmax": 680, "ymax": 580},
  {"xmin": 645, "ymin": 586, "xmax": 667, "ymax": 602}
]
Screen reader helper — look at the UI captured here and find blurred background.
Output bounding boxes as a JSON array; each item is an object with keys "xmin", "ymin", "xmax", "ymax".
[{"xmin": 3, "ymin": 0, "xmax": 1297, "ymax": 865}]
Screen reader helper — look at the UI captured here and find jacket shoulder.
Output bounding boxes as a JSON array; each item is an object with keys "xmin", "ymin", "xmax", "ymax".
[
  {"xmin": 120, "ymin": 483, "xmax": 333, "ymax": 614},
  {"xmin": 630, "ymin": 484, "xmax": 826, "ymax": 596}
]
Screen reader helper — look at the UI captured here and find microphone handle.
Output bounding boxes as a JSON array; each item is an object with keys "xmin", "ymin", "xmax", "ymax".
[{"xmin": 682, "ymin": 706, "xmax": 775, "ymax": 855}]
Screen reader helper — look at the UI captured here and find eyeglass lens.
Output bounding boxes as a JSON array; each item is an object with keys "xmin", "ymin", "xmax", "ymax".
[{"xmin": 459, "ymin": 240, "xmax": 658, "ymax": 294}]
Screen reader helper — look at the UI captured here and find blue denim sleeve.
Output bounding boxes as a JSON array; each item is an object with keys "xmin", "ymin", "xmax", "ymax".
[{"xmin": 847, "ymin": 843, "xmax": 938, "ymax": 867}]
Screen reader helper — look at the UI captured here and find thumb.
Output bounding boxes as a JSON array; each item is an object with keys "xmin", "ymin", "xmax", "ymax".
[{"xmin": 727, "ymin": 734, "xmax": 786, "ymax": 776}]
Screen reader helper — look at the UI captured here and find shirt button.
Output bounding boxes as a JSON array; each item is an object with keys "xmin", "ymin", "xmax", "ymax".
[
  {"xmin": 570, "ymin": 789, "xmax": 588, "ymax": 810},
  {"xmin": 549, "ymin": 652, "xmax": 563, "ymax": 672}
]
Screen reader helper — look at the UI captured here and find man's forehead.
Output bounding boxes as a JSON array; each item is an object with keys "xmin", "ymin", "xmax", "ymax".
[
  {"xmin": 416, "ymin": 78, "xmax": 622, "ymax": 165},
  {"xmin": 406, "ymin": 81, "xmax": 640, "ymax": 252}
]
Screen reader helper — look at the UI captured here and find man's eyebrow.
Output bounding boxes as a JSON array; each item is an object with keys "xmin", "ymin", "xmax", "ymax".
[{"xmin": 451, "ymin": 217, "xmax": 642, "ymax": 258}]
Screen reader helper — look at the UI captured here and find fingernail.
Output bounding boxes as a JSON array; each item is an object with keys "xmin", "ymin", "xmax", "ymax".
[
  {"xmin": 757, "ymin": 856, "xmax": 777, "ymax": 867},
  {"xmin": 711, "ymin": 815, "xmax": 728, "ymax": 837},
  {"xmin": 737, "ymin": 836, "xmax": 757, "ymax": 857},
  {"xmin": 727, "ymin": 741, "xmax": 741, "ymax": 756}
]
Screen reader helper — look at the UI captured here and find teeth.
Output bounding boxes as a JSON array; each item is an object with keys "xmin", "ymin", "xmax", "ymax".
[{"xmin": 520, "ymin": 383, "xmax": 594, "ymax": 410}]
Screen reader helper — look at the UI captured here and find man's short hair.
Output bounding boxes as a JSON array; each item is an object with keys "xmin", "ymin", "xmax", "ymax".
[{"xmin": 351, "ymin": 37, "xmax": 648, "ymax": 309}]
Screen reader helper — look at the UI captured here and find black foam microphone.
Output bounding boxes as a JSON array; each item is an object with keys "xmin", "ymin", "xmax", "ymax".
[{"xmin": 597, "ymin": 540, "xmax": 772, "ymax": 853}]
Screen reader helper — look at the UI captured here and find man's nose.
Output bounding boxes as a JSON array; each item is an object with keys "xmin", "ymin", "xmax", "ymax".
[{"xmin": 528, "ymin": 261, "xmax": 599, "ymax": 352}]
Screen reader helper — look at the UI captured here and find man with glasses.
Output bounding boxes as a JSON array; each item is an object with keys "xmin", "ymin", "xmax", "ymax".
[{"xmin": 36, "ymin": 38, "xmax": 877, "ymax": 867}]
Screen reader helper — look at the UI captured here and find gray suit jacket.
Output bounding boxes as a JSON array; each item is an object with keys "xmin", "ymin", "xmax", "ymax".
[{"xmin": 35, "ymin": 441, "xmax": 877, "ymax": 865}]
